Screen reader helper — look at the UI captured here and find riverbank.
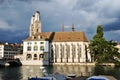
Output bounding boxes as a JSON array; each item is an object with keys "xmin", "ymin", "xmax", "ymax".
[{"xmin": 51, "ymin": 62, "xmax": 116, "ymax": 66}]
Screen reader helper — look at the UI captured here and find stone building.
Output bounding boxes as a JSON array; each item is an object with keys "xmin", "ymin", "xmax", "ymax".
[
  {"xmin": 22, "ymin": 11, "xmax": 91, "ymax": 65},
  {"xmin": 0, "ymin": 43, "xmax": 22, "ymax": 59}
]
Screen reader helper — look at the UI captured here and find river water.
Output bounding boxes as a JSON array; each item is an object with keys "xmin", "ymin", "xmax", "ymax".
[{"xmin": 0, "ymin": 65, "xmax": 120, "ymax": 80}]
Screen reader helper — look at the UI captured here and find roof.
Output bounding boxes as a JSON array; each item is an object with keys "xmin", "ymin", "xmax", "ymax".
[
  {"xmin": 23, "ymin": 31, "xmax": 88, "ymax": 42},
  {"xmin": 52, "ymin": 32, "xmax": 88, "ymax": 42},
  {"xmin": 23, "ymin": 32, "xmax": 52, "ymax": 41}
]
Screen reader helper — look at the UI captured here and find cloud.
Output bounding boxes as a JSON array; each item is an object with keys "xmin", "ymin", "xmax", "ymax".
[
  {"xmin": 105, "ymin": 30, "xmax": 120, "ymax": 41},
  {"xmin": 104, "ymin": 20, "xmax": 120, "ymax": 31},
  {"xmin": 0, "ymin": 0, "xmax": 120, "ymax": 42},
  {"xmin": 0, "ymin": 20, "xmax": 11, "ymax": 30},
  {"xmin": 0, "ymin": 29, "xmax": 28, "ymax": 43}
]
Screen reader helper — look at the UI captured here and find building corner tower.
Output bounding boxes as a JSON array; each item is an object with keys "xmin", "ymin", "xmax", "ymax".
[{"xmin": 29, "ymin": 11, "xmax": 42, "ymax": 37}]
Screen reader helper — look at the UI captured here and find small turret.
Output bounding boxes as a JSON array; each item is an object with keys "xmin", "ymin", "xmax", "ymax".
[
  {"xmin": 72, "ymin": 17, "xmax": 75, "ymax": 32},
  {"xmin": 62, "ymin": 22, "xmax": 64, "ymax": 32},
  {"xmin": 31, "ymin": 15, "xmax": 35, "ymax": 24},
  {"xmin": 35, "ymin": 11, "xmax": 40, "ymax": 22}
]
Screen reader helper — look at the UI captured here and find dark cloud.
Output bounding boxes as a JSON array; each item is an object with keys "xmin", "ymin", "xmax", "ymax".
[
  {"xmin": 0, "ymin": 29, "xmax": 28, "ymax": 43},
  {"xmin": 17, "ymin": 0, "xmax": 51, "ymax": 2},
  {"xmin": 0, "ymin": 0, "xmax": 4, "ymax": 4},
  {"xmin": 103, "ymin": 20, "xmax": 120, "ymax": 32},
  {"xmin": 1, "ymin": 0, "xmax": 120, "ymax": 43}
]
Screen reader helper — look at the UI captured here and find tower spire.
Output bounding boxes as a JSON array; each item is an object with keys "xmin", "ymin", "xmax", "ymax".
[
  {"xmin": 62, "ymin": 22, "xmax": 64, "ymax": 32},
  {"xmin": 72, "ymin": 16, "xmax": 75, "ymax": 32}
]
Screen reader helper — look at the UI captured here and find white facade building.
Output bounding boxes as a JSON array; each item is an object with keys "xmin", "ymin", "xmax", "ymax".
[
  {"xmin": 22, "ymin": 38, "xmax": 50, "ymax": 65},
  {"xmin": 22, "ymin": 11, "xmax": 92, "ymax": 65},
  {"xmin": 0, "ymin": 43, "xmax": 20, "ymax": 59},
  {"xmin": 49, "ymin": 32, "xmax": 91, "ymax": 64},
  {"xmin": 51, "ymin": 42, "xmax": 90, "ymax": 63},
  {"xmin": 0, "ymin": 44, "xmax": 4, "ymax": 58}
]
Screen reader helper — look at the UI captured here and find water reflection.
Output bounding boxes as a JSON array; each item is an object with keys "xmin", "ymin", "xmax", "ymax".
[
  {"xmin": 0, "ymin": 65, "xmax": 120, "ymax": 80},
  {"xmin": 52, "ymin": 65, "xmax": 94, "ymax": 76},
  {"xmin": 21, "ymin": 66, "xmax": 45, "ymax": 80},
  {"xmin": 0, "ymin": 67, "xmax": 22, "ymax": 80}
]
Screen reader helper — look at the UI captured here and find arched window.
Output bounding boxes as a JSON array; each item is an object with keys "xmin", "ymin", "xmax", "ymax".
[
  {"xmin": 39, "ymin": 54, "xmax": 44, "ymax": 59},
  {"xmin": 34, "ymin": 54, "xmax": 37, "ymax": 60},
  {"xmin": 26, "ymin": 54, "xmax": 32, "ymax": 60}
]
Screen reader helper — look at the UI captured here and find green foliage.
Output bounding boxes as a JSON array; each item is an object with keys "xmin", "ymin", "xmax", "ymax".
[{"xmin": 89, "ymin": 25, "xmax": 120, "ymax": 64}]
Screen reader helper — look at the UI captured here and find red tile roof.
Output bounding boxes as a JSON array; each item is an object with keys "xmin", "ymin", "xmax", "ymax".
[{"xmin": 23, "ymin": 31, "xmax": 88, "ymax": 42}]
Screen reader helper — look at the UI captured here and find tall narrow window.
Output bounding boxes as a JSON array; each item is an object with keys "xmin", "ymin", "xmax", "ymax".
[
  {"xmin": 77, "ymin": 43, "xmax": 81, "ymax": 62},
  {"xmin": 56, "ymin": 45, "xmax": 59, "ymax": 58},
  {"xmin": 54, "ymin": 44, "xmax": 57, "ymax": 62},
  {"xmin": 68, "ymin": 45, "xmax": 70, "ymax": 58},
  {"xmin": 71, "ymin": 44, "xmax": 74, "ymax": 62}
]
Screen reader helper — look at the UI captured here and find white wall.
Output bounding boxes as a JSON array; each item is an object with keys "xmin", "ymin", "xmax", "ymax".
[
  {"xmin": 22, "ymin": 40, "xmax": 50, "ymax": 65},
  {"xmin": 51, "ymin": 41, "xmax": 91, "ymax": 63},
  {"xmin": 0, "ymin": 45, "xmax": 4, "ymax": 59}
]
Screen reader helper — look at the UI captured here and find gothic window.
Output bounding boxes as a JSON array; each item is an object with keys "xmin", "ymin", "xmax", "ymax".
[
  {"xmin": 54, "ymin": 44, "xmax": 57, "ymax": 62},
  {"xmin": 60, "ymin": 44, "xmax": 65, "ymax": 57},
  {"xmin": 67, "ymin": 45, "xmax": 70, "ymax": 58},
  {"xmin": 55, "ymin": 44, "xmax": 58, "ymax": 58},
  {"xmin": 77, "ymin": 44, "xmax": 81, "ymax": 57},
  {"xmin": 62, "ymin": 45, "xmax": 65, "ymax": 58},
  {"xmin": 71, "ymin": 43, "xmax": 75, "ymax": 62},
  {"xmin": 60, "ymin": 44, "xmax": 62, "ymax": 57},
  {"xmin": 73, "ymin": 45, "xmax": 76, "ymax": 58}
]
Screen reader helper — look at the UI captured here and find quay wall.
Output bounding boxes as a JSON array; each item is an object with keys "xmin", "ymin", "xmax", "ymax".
[{"xmin": 52, "ymin": 63, "xmax": 95, "ymax": 66}]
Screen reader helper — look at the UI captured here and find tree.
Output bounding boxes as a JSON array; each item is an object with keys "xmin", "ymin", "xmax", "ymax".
[{"xmin": 89, "ymin": 25, "xmax": 120, "ymax": 63}]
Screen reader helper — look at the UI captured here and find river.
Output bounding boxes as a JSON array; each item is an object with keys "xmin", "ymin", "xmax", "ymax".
[{"xmin": 0, "ymin": 65, "xmax": 120, "ymax": 80}]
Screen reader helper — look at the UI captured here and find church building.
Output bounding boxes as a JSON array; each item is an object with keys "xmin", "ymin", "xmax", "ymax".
[{"xmin": 22, "ymin": 11, "xmax": 91, "ymax": 65}]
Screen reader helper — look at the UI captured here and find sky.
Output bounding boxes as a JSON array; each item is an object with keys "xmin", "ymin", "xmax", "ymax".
[{"xmin": 0, "ymin": 0, "xmax": 120, "ymax": 43}]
